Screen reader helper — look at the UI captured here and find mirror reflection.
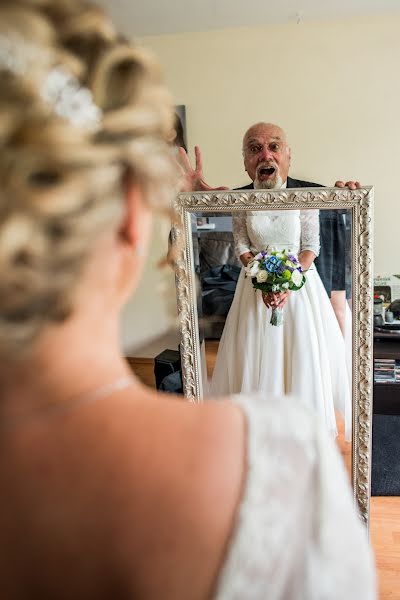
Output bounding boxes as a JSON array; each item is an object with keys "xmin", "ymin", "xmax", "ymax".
[
  {"xmin": 193, "ymin": 207, "xmax": 353, "ymax": 441},
  {"xmin": 176, "ymin": 121, "xmax": 358, "ymax": 441}
]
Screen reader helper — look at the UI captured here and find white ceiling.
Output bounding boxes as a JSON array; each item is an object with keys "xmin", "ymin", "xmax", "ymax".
[{"xmin": 97, "ymin": 0, "xmax": 400, "ymax": 36}]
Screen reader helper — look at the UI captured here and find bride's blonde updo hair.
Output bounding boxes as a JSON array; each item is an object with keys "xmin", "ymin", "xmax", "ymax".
[{"xmin": 0, "ymin": 0, "xmax": 178, "ymax": 359}]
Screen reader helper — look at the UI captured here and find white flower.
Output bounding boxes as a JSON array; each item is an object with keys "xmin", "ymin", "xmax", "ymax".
[
  {"xmin": 272, "ymin": 284, "xmax": 279, "ymax": 292},
  {"xmin": 245, "ymin": 260, "xmax": 260, "ymax": 277},
  {"xmin": 291, "ymin": 269, "xmax": 303, "ymax": 286},
  {"xmin": 282, "ymin": 282, "xmax": 290, "ymax": 289},
  {"xmin": 256, "ymin": 270, "xmax": 268, "ymax": 283}
]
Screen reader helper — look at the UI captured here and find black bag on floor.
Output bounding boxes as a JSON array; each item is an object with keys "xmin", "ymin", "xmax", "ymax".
[
  {"xmin": 159, "ymin": 370, "xmax": 183, "ymax": 394},
  {"xmin": 154, "ymin": 349, "xmax": 183, "ymax": 394}
]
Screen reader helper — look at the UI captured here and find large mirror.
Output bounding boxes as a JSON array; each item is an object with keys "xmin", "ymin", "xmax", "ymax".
[{"xmin": 172, "ymin": 187, "xmax": 373, "ymax": 524}]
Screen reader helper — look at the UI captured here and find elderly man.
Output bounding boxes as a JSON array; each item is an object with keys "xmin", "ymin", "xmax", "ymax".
[{"xmin": 179, "ymin": 122, "xmax": 357, "ymax": 331}]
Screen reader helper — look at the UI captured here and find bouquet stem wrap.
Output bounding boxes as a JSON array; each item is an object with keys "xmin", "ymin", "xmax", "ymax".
[{"xmin": 270, "ymin": 307, "xmax": 284, "ymax": 326}]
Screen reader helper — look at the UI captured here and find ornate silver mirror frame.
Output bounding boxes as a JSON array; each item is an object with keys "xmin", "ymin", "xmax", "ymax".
[{"xmin": 172, "ymin": 187, "xmax": 373, "ymax": 525}]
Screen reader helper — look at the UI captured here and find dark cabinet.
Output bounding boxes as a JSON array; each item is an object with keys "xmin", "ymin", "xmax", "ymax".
[{"xmin": 374, "ymin": 331, "xmax": 400, "ymax": 414}]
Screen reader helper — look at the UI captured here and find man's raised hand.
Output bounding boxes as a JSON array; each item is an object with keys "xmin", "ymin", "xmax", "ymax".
[{"xmin": 177, "ymin": 146, "xmax": 228, "ymax": 192}]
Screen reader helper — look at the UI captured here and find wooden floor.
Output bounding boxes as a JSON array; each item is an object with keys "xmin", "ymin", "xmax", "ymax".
[
  {"xmin": 128, "ymin": 341, "xmax": 400, "ymax": 599},
  {"xmin": 335, "ymin": 418, "xmax": 400, "ymax": 599},
  {"xmin": 372, "ymin": 498, "xmax": 400, "ymax": 599}
]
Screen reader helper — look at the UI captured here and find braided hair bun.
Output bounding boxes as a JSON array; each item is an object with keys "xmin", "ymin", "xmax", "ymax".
[{"xmin": 0, "ymin": 0, "xmax": 178, "ymax": 358}]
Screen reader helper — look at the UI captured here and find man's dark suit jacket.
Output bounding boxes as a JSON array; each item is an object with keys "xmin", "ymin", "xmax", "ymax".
[{"xmin": 235, "ymin": 177, "xmax": 347, "ymax": 296}]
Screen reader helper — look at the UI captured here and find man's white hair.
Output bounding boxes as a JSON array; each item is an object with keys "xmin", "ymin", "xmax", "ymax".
[{"xmin": 242, "ymin": 122, "xmax": 289, "ymax": 154}]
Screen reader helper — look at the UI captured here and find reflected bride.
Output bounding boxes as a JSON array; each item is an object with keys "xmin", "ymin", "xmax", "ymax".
[{"xmin": 210, "ymin": 208, "xmax": 352, "ymax": 440}]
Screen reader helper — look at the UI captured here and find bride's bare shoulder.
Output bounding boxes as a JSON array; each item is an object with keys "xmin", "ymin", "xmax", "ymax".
[
  {"xmin": 112, "ymin": 391, "xmax": 247, "ymax": 597},
  {"xmin": 97, "ymin": 392, "xmax": 245, "ymax": 598},
  {"xmin": 123, "ymin": 389, "xmax": 246, "ymax": 495}
]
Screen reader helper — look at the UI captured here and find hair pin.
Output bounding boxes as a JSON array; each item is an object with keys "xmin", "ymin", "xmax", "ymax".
[{"xmin": 0, "ymin": 32, "xmax": 102, "ymax": 130}]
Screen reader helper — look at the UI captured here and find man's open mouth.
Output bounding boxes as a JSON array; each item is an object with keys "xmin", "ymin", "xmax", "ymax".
[{"xmin": 258, "ymin": 166, "xmax": 276, "ymax": 178}]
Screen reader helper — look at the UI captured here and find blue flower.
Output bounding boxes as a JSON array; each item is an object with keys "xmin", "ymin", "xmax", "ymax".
[{"xmin": 265, "ymin": 255, "xmax": 283, "ymax": 273}]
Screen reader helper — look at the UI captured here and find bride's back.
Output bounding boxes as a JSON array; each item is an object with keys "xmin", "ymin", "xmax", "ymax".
[
  {"xmin": 0, "ymin": 2, "xmax": 246, "ymax": 596},
  {"xmin": 0, "ymin": 388, "xmax": 245, "ymax": 599}
]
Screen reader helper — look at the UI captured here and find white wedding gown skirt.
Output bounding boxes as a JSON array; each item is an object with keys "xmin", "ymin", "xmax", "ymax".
[{"xmin": 210, "ymin": 266, "xmax": 351, "ymax": 439}]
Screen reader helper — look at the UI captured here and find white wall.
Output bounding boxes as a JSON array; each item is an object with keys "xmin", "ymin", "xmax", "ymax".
[
  {"xmin": 121, "ymin": 14, "xmax": 400, "ymax": 351},
  {"xmin": 120, "ymin": 215, "xmax": 177, "ymax": 353}
]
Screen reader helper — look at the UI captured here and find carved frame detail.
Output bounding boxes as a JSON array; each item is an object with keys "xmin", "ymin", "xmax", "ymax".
[{"xmin": 172, "ymin": 187, "xmax": 374, "ymax": 525}]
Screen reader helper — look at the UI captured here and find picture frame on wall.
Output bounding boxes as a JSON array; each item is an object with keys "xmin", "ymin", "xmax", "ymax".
[{"xmin": 174, "ymin": 104, "xmax": 187, "ymax": 151}]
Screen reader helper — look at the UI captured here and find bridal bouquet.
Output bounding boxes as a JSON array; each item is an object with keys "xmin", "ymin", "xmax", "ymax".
[{"xmin": 245, "ymin": 248, "xmax": 306, "ymax": 326}]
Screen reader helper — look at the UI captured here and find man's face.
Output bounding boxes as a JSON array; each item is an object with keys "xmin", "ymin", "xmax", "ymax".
[{"xmin": 242, "ymin": 124, "xmax": 291, "ymax": 189}]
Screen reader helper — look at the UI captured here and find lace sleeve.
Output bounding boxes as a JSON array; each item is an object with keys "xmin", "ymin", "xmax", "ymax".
[
  {"xmin": 232, "ymin": 213, "xmax": 251, "ymax": 258},
  {"xmin": 300, "ymin": 209, "xmax": 320, "ymax": 256},
  {"xmin": 214, "ymin": 392, "xmax": 376, "ymax": 600}
]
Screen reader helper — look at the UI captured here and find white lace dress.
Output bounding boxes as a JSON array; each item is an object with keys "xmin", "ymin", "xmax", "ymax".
[
  {"xmin": 214, "ymin": 392, "xmax": 376, "ymax": 600},
  {"xmin": 210, "ymin": 210, "xmax": 351, "ymax": 439}
]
